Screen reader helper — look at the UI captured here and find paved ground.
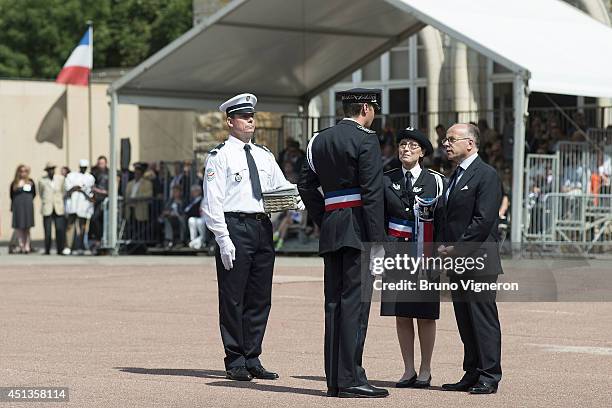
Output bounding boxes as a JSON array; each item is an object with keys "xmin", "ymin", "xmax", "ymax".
[{"xmin": 1, "ymin": 251, "xmax": 611, "ymax": 407}]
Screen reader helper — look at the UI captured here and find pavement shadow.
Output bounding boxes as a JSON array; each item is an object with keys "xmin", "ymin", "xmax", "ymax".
[
  {"xmin": 207, "ymin": 381, "xmax": 326, "ymax": 397},
  {"xmin": 292, "ymin": 375, "xmax": 397, "ymax": 389},
  {"xmin": 116, "ymin": 367, "xmax": 227, "ymax": 379}
]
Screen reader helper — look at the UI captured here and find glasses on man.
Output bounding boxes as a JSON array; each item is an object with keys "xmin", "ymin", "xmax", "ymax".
[
  {"xmin": 442, "ymin": 137, "xmax": 472, "ymax": 145},
  {"xmin": 399, "ymin": 141, "xmax": 422, "ymax": 150}
]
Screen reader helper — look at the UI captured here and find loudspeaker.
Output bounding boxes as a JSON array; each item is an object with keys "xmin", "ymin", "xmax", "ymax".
[{"xmin": 120, "ymin": 138, "xmax": 131, "ymax": 170}]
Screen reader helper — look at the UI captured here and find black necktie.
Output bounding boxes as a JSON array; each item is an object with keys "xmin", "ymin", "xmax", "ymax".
[
  {"xmin": 405, "ymin": 171, "xmax": 413, "ymax": 192},
  {"xmin": 447, "ymin": 166, "xmax": 464, "ymax": 197},
  {"xmin": 244, "ymin": 144, "xmax": 263, "ymax": 200}
]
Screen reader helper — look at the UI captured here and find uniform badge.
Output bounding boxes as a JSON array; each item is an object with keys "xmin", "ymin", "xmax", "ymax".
[
  {"xmin": 392, "ymin": 183, "xmax": 401, "ymax": 190},
  {"xmin": 234, "ymin": 173, "xmax": 242, "ymax": 182},
  {"xmin": 413, "ymin": 186, "xmax": 422, "ymax": 193},
  {"xmin": 206, "ymin": 168, "xmax": 215, "ymax": 181}
]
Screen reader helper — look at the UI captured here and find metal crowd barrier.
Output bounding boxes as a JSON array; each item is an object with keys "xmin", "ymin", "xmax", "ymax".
[
  {"xmin": 523, "ymin": 193, "xmax": 612, "ymax": 254},
  {"xmin": 102, "ymin": 196, "xmax": 183, "ymax": 251}
]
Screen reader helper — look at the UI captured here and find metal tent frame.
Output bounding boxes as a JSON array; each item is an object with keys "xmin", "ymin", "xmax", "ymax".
[{"xmin": 106, "ymin": 0, "xmax": 612, "ymax": 252}]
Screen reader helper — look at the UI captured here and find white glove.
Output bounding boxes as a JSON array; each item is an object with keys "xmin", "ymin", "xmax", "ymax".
[
  {"xmin": 296, "ymin": 195, "xmax": 306, "ymax": 211},
  {"xmin": 217, "ymin": 235, "xmax": 236, "ymax": 271},
  {"xmin": 369, "ymin": 244, "xmax": 386, "ymax": 276}
]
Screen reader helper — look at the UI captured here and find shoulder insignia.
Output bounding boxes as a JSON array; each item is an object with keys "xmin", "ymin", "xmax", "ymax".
[
  {"xmin": 427, "ymin": 168, "xmax": 446, "ymax": 179},
  {"xmin": 356, "ymin": 124, "xmax": 376, "ymax": 134},
  {"xmin": 253, "ymin": 143, "xmax": 273, "ymax": 154},
  {"xmin": 313, "ymin": 127, "xmax": 331, "ymax": 136},
  {"xmin": 208, "ymin": 142, "xmax": 225, "ymax": 156},
  {"xmin": 384, "ymin": 167, "xmax": 402, "ymax": 175}
]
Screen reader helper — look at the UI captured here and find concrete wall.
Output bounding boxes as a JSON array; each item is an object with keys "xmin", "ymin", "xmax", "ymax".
[
  {"xmin": 139, "ymin": 108, "xmax": 195, "ymax": 162},
  {"xmin": 0, "ymin": 80, "xmax": 139, "ymax": 241}
]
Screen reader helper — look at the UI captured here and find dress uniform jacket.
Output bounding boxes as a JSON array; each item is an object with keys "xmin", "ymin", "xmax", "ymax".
[
  {"xmin": 381, "ymin": 165, "xmax": 445, "ymax": 319},
  {"xmin": 383, "ymin": 166, "xmax": 444, "ymax": 243},
  {"xmin": 298, "ymin": 119, "xmax": 386, "ymax": 253},
  {"xmin": 298, "ymin": 118, "xmax": 386, "ymax": 391}
]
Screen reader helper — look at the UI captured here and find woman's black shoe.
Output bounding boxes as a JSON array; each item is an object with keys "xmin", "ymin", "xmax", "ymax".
[
  {"xmin": 412, "ymin": 375, "xmax": 431, "ymax": 388},
  {"xmin": 395, "ymin": 374, "xmax": 417, "ymax": 388}
]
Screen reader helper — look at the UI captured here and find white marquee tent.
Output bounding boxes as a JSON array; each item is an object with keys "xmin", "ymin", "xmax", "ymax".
[{"xmin": 107, "ymin": 0, "xmax": 612, "ymax": 250}]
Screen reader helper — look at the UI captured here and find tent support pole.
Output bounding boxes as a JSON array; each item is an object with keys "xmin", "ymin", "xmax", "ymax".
[
  {"xmin": 510, "ymin": 73, "xmax": 528, "ymax": 251},
  {"xmin": 108, "ymin": 90, "xmax": 119, "ymax": 255}
]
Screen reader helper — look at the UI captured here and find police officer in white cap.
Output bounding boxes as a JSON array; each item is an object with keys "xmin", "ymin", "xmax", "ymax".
[{"xmin": 202, "ymin": 93, "xmax": 304, "ymax": 381}]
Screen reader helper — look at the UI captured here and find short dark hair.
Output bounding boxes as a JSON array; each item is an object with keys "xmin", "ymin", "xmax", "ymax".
[
  {"xmin": 97, "ymin": 155, "xmax": 107, "ymax": 162},
  {"xmin": 342, "ymin": 102, "xmax": 364, "ymax": 118},
  {"xmin": 465, "ymin": 123, "xmax": 480, "ymax": 148}
]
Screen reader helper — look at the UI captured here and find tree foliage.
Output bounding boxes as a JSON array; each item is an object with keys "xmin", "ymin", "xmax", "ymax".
[{"xmin": 0, "ymin": 0, "xmax": 192, "ymax": 79}]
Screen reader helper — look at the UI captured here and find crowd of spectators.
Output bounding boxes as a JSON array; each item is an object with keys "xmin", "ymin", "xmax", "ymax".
[
  {"xmin": 8, "ymin": 156, "xmax": 109, "ymax": 255},
  {"xmin": 7, "ymin": 156, "xmax": 215, "ymax": 255},
  {"xmin": 10, "ymin": 113, "xmax": 608, "ymax": 254}
]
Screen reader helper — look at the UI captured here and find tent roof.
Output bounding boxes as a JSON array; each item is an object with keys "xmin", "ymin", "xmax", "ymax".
[{"xmin": 111, "ymin": 0, "xmax": 612, "ymax": 111}]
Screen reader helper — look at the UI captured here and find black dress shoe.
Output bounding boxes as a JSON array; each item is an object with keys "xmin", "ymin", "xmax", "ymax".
[
  {"xmin": 226, "ymin": 367, "xmax": 253, "ymax": 381},
  {"xmin": 338, "ymin": 384, "xmax": 389, "ymax": 398},
  {"xmin": 442, "ymin": 378, "xmax": 478, "ymax": 391},
  {"xmin": 469, "ymin": 381, "xmax": 497, "ymax": 394},
  {"xmin": 247, "ymin": 365, "xmax": 279, "ymax": 380},
  {"xmin": 326, "ymin": 388, "xmax": 338, "ymax": 397},
  {"xmin": 395, "ymin": 374, "xmax": 417, "ymax": 388},
  {"xmin": 412, "ymin": 375, "xmax": 431, "ymax": 388}
]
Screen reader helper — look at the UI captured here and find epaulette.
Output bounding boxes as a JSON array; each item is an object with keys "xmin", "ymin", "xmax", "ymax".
[
  {"xmin": 356, "ymin": 124, "xmax": 377, "ymax": 134},
  {"xmin": 209, "ymin": 142, "xmax": 225, "ymax": 155},
  {"xmin": 314, "ymin": 127, "xmax": 331, "ymax": 136},
  {"xmin": 427, "ymin": 168, "xmax": 446, "ymax": 178},
  {"xmin": 384, "ymin": 167, "xmax": 402, "ymax": 175},
  {"xmin": 253, "ymin": 143, "xmax": 272, "ymax": 154}
]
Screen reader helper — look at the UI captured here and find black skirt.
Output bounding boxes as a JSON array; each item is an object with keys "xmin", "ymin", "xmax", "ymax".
[
  {"xmin": 11, "ymin": 187, "xmax": 35, "ymax": 229},
  {"xmin": 380, "ymin": 237, "xmax": 440, "ymax": 320}
]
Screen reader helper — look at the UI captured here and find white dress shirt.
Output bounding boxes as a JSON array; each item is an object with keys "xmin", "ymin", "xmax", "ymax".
[
  {"xmin": 401, "ymin": 163, "xmax": 422, "ymax": 190},
  {"xmin": 446, "ymin": 152, "xmax": 479, "ymax": 200},
  {"xmin": 455, "ymin": 153, "xmax": 479, "ymax": 183},
  {"xmin": 202, "ymin": 135, "xmax": 293, "ymax": 240}
]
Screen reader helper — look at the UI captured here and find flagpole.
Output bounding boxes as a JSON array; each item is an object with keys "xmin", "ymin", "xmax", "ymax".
[
  {"xmin": 87, "ymin": 21, "xmax": 93, "ymax": 165},
  {"xmin": 65, "ymin": 84, "xmax": 70, "ymax": 167}
]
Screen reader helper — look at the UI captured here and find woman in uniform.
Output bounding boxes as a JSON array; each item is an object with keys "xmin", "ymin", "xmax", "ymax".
[{"xmin": 380, "ymin": 127, "xmax": 445, "ymax": 389}]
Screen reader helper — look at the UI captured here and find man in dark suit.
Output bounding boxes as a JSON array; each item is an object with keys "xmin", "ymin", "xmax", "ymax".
[
  {"xmin": 298, "ymin": 88, "xmax": 388, "ymax": 398},
  {"xmin": 438, "ymin": 123, "xmax": 503, "ymax": 394}
]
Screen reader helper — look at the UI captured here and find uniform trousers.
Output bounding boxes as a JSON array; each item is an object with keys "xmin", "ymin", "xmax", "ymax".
[
  {"xmin": 450, "ymin": 275, "xmax": 502, "ymax": 385},
  {"xmin": 215, "ymin": 213, "xmax": 275, "ymax": 370},
  {"xmin": 323, "ymin": 247, "xmax": 373, "ymax": 389}
]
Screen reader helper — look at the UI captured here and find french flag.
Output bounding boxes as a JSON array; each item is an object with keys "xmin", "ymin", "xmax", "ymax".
[{"xmin": 56, "ymin": 27, "xmax": 92, "ymax": 86}]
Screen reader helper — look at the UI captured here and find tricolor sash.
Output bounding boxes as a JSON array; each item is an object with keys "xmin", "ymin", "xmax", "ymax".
[
  {"xmin": 388, "ymin": 217, "xmax": 414, "ymax": 239},
  {"xmin": 324, "ymin": 188, "xmax": 362, "ymax": 211}
]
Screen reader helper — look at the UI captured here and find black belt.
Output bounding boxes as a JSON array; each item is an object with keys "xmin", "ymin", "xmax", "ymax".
[{"xmin": 225, "ymin": 212, "xmax": 269, "ymax": 220}]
